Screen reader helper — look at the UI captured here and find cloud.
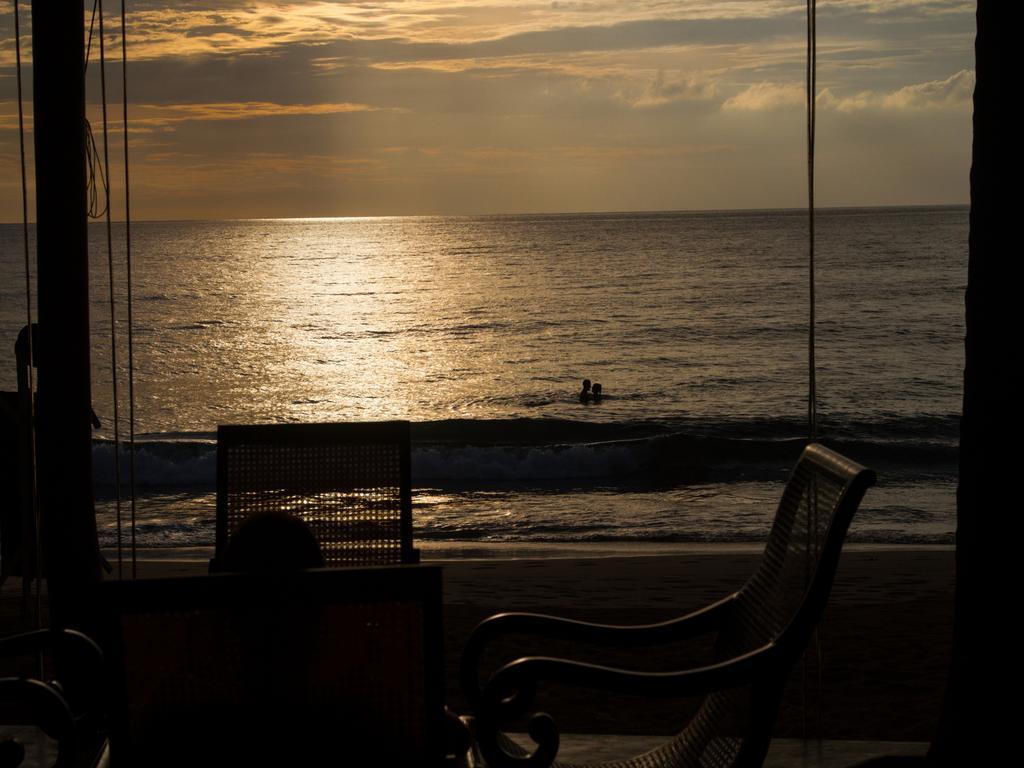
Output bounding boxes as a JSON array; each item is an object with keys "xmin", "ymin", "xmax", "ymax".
[
  {"xmin": 55, "ymin": 3, "xmax": 809, "ymax": 64},
  {"xmin": 100, "ymin": 0, "xmax": 972, "ymax": 66},
  {"xmin": 128, "ymin": 100, "xmax": 385, "ymax": 127},
  {"xmin": 881, "ymin": 68, "xmax": 974, "ymax": 108},
  {"xmin": 815, "ymin": 89, "xmax": 872, "ymax": 112},
  {"xmin": 722, "ymin": 69, "xmax": 974, "ymax": 114},
  {"xmin": 628, "ymin": 71, "xmax": 718, "ymax": 108},
  {"xmin": 2, "ymin": 99, "xmax": 384, "ymax": 135},
  {"xmin": 818, "ymin": 69, "xmax": 975, "ymax": 111},
  {"xmin": 0, "ymin": 1, "xmax": 976, "ymax": 218},
  {"xmin": 106, "ymin": 2, "xmax": 806, "ymax": 60},
  {"xmin": 721, "ymin": 82, "xmax": 804, "ymax": 111},
  {"xmin": 829, "ymin": 1, "xmax": 973, "ymax": 16}
]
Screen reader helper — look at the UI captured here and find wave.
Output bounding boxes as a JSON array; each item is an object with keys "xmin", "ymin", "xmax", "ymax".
[
  {"xmin": 91, "ymin": 415, "xmax": 958, "ymax": 489},
  {"xmin": 93, "ymin": 439, "xmax": 216, "ymax": 487},
  {"xmin": 408, "ymin": 528, "xmax": 954, "ymax": 546},
  {"xmin": 92, "ymin": 522, "xmax": 953, "ymax": 549}
]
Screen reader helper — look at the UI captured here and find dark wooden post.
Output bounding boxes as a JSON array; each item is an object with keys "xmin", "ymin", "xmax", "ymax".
[
  {"xmin": 31, "ymin": 0, "xmax": 103, "ymax": 629},
  {"xmin": 931, "ymin": 2, "xmax": 1015, "ymax": 763}
]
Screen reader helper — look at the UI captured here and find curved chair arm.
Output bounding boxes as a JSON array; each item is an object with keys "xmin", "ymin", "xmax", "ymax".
[
  {"xmin": 0, "ymin": 677, "xmax": 77, "ymax": 751},
  {"xmin": 0, "ymin": 630, "xmax": 102, "ymax": 667},
  {"xmin": 0, "ymin": 630, "xmax": 104, "ymax": 725},
  {"xmin": 461, "ymin": 593, "xmax": 738, "ymax": 708},
  {"xmin": 474, "ymin": 642, "xmax": 778, "ymax": 768}
]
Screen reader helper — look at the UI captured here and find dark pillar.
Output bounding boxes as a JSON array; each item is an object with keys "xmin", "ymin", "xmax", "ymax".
[
  {"xmin": 31, "ymin": 1, "xmax": 102, "ymax": 629},
  {"xmin": 931, "ymin": 2, "xmax": 1016, "ymax": 763}
]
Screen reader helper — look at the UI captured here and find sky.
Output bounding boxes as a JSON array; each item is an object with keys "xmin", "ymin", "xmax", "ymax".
[{"xmin": 0, "ymin": 1, "xmax": 975, "ymax": 220}]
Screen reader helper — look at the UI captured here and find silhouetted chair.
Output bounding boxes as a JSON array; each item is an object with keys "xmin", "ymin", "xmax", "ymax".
[
  {"xmin": 461, "ymin": 443, "xmax": 875, "ymax": 768},
  {"xmin": 96, "ymin": 566, "xmax": 447, "ymax": 767},
  {"xmin": 1, "ymin": 325, "xmax": 41, "ymax": 606},
  {"xmin": 0, "ymin": 629, "xmax": 107, "ymax": 768},
  {"xmin": 212, "ymin": 421, "xmax": 418, "ymax": 571}
]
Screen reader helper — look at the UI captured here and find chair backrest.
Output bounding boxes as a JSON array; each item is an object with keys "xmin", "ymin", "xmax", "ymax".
[
  {"xmin": 656, "ymin": 443, "xmax": 875, "ymax": 768},
  {"xmin": 728, "ymin": 444, "xmax": 874, "ymax": 657},
  {"xmin": 215, "ymin": 421, "xmax": 417, "ymax": 568},
  {"xmin": 96, "ymin": 566, "xmax": 445, "ymax": 767}
]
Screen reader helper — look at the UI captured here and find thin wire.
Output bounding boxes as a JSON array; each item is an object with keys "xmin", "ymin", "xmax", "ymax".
[
  {"xmin": 12, "ymin": 0, "xmax": 42, "ymax": 651},
  {"xmin": 97, "ymin": 0, "xmax": 124, "ymax": 577},
  {"xmin": 807, "ymin": 0, "xmax": 818, "ymax": 442},
  {"xmin": 121, "ymin": 0, "xmax": 138, "ymax": 578},
  {"xmin": 805, "ymin": 0, "xmax": 822, "ymax": 747}
]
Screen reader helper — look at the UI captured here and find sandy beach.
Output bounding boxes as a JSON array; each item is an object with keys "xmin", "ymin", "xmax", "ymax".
[{"xmin": 46, "ymin": 543, "xmax": 952, "ymax": 743}]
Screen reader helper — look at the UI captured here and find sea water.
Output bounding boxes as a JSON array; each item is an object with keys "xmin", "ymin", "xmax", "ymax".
[{"xmin": 0, "ymin": 207, "xmax": 966, "ymax": 550}]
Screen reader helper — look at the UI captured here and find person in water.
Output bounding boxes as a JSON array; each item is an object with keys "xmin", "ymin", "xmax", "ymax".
[
  {"xmin": 579, "ymin": 379, "xmax": 592, "ymax": 403},
  {"xmin": 592, "ymin": 382, "xmax": 603, "ymax": 402}
]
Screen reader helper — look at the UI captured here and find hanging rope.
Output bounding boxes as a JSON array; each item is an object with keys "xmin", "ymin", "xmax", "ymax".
[
  {"xmin": 802, "ymin": 0, "xmax": 822, "ymax": 748},
  {"xmin": 12, "ymin": 0, "xmax": 30, "ymax": 391},
  {"xmin": 12, "ymin": 0, "xmax": 43, "ymax": 643},
  {"xmin": 94, "ymin": 0, "xmax": 125, "ymax": 577},
  {"xmin": 85, "ymin": 0, "xmax": 99, "ymax": 66},
  {"xmin": 13, "ymin": 2, "xmax": 138, "ymax": 591},
  {"xmin": 121, "ymin": 0, "xmax": 139, "ymax": 578},
  {"xmin": 84, "ymin": 0, "xmax": 140, "ymax": 577},
  {"xmin": 806, "ymin": 0, "xmax": 818, "ymax": 441}
]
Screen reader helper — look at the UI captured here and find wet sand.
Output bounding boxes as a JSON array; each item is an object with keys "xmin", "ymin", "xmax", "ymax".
[
  {"xmin": 2, "ymin": 545, "xmax": 953, "ymax": 742},
  {"xmin": 109, "ymin": 545, "xmax": 954, "ymax": 741}
]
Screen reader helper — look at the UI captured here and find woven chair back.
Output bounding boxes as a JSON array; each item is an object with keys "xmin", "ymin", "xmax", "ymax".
[{"xmin": 216, "ymin": 421, "xmax": 416, "ymax": 567}]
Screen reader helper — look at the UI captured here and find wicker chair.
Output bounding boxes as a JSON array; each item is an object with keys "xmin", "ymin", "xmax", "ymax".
[
  {"xmin": 213, "ymin": 421, "xmax": 418, "ymax": 570},
  {"xmin": 0, "ymin": 629, "xmax": 106, "ymax": 768},
  {"xmin": 96, "ymin": 566, "xmax": 447, "ymax": 767},
  {"xmin": 461, "ymin": 443, "xmax": 875, "ymax": 768}
]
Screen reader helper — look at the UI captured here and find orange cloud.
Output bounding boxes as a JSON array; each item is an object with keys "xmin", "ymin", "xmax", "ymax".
[{"xmin": 127, "ymin": 101, "xmax": 385, "ymax": 128}]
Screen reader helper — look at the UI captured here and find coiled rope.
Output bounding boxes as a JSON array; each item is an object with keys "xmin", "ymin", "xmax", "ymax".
[{"xmin": 85, "ymin": 2, "xmax": 108, "ymax": 219}]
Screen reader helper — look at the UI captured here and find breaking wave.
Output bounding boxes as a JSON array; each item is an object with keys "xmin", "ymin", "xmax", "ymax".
[{"xmin": 91, "ymin": 414, "xmax": 957, "ymax": 489}]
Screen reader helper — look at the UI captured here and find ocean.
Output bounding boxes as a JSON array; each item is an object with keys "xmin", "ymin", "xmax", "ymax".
[{"xmin": 0, "ymin": 206, "xmax": 966, "ymax": 551}]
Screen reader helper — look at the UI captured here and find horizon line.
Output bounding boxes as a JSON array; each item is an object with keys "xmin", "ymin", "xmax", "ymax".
[{"xmin": 1, "ymin": 201, "xmax": 970, "ymax": 226}]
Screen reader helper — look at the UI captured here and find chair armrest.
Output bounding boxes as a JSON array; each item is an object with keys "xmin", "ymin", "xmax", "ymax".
[
  {"xmin": 474, "ymin": 642, "xmax": 777, "ymax": 768},
  {"xmin": 0, "ymin": 630, "xmax": 102, "ymax": 667},
  {"xmin": 460, "ymin": 593, "xmax": 738, "ymax": 708},
  {"xmin": 0, "ymin": 630, "xmax": 103, "ymax": 720},
  {"xmin": 0, "ymin": 677, "xmax": 76, "ymax": 745}
]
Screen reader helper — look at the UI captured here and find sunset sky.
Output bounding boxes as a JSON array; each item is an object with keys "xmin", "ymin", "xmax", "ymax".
[{"xmin": 0, "ymin": 1, "xmax": 975, "ymax": 220}]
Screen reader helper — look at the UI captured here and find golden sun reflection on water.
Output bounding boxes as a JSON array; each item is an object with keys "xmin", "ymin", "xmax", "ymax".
[
  {"xmin": 53, "ymin": 209, "xmax": 968, "ymax": 436},
  {"xmin": 264, "ymin": 223, "xmax": 554, "ymax": 423}
]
